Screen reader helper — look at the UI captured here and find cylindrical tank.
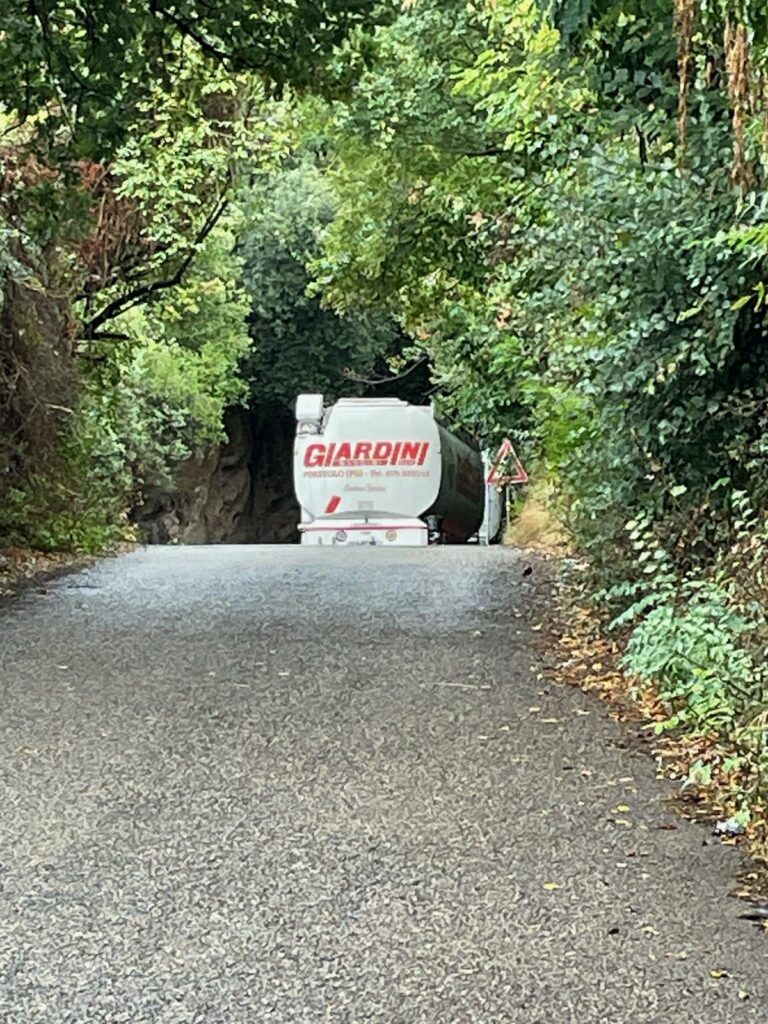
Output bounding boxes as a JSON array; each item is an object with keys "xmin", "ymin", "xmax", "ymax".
[{"xmin": 427, "ymin": 423, "xmax": 484, "ymax": 542}]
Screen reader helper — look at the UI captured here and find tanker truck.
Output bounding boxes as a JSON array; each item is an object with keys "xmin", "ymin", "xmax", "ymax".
[{"xmin": 293, "ymin": 394, "xmax": 504, "ymax": 546}]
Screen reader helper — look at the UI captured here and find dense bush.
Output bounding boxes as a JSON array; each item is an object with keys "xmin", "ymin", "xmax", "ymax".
[{"xmin": 0, "ymin": 219, "xmax": 252, "ymax": 552}]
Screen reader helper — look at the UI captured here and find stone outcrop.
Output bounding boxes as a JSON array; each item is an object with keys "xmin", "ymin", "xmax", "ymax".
[{"xmin": 134, "ymin": 406, "xmax": 299, "ymax": 544}]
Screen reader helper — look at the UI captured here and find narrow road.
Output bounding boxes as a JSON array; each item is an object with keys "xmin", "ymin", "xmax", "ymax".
[{"xmin": 1, "ymin": 546, "xmax": 766, "ymax": 1022}]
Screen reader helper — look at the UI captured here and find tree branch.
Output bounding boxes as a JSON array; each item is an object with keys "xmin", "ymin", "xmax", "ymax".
[
  {"xmin": 343, "ymin": 355, "xmax": 428, "ymax": 386},
  {"xmin": 77, "ymin": 331, "xmax": 131, "ymax": 343},
  {"xmin": 635, "ymin": 124, "xmax": 648, "ymax": 166},
  {"xmin": 81, "ymin": 197, "xmax": 229, "ymax": 338},
  {"xmin": 460, "ymin": 146, "xmax": 510, "ymax": 158},
  {"xmin": 148, "ymin": 2, "xmax": 234, "ymax": 64}
]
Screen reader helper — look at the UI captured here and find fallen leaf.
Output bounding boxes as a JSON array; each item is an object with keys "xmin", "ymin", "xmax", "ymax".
[
  {"xmin": 543, "ymin": 882, "xmax": 561, "ymax": 891},
  {"xmin": 710, "ymin": 969, "xmax": 729, "ymax": 979}
]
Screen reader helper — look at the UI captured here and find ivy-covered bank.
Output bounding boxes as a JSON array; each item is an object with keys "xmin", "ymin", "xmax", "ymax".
[{"xmin": 2, "ymin": 2, "xmax": 768, "ymax": 841}]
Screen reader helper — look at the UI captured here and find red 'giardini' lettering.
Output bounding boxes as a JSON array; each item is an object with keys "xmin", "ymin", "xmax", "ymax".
[{"xmin": 303, "ymin": 441, "xmax": 431, "ymax": 468}]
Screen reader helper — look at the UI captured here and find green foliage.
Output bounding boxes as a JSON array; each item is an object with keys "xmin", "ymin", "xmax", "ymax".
[
  {"xmin": 74, "ymin": 64, "xmax": 291, "ymax": 343},
  {"xmin": 238, "ymin": 156, "xmax": 399, "ymax": 405},
  {"xmin": 86, "ymin": 218, "xmax": 251, "ymax": 504},
  {"xmin": 0, "ymin": 219, "xmax": 250, "ymax": 552},
  {"xmin": 125, "ymin": 219, "xmax": 251, "ymax": 433},
  {"xmin": 0, "ymin": 0, "xmax": 388, "ymax": 159},
  {"xmin": 615, "ymin": 494, "xmax": 768, "ymax": 771},
  {"xmin": 623, "ymin": 581, "xmax": 758, "ymax": 735}
]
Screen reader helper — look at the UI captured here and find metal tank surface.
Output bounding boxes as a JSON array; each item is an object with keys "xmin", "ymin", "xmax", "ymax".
[{"xmin": 292, "ymin": 394, "xmax": 495, "ymax": 546}]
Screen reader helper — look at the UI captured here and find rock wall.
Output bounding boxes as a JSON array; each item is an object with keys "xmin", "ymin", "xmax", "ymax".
[
  {"xmin": 134, "ymin": 406, "xmax": 299, "ymax": 544},
  {"xmin": 244, "ymin": 406, "xmax": 300, "ymax": 543}
]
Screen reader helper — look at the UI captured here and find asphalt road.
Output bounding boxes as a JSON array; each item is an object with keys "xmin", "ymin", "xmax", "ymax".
[{"xmin": 1, "ymin": 545, "xmax": 767, "ymax": 1023}]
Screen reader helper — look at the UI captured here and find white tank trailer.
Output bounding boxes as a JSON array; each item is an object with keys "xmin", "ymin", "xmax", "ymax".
[{"xmin": 293, "ymin": 394, "xmax": 504, "ymax": 546}]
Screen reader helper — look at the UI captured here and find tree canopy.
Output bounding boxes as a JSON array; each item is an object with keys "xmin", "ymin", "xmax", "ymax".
[{"xmin": 0, "ymin": 0, "xmax": 386, "ymax": 156}]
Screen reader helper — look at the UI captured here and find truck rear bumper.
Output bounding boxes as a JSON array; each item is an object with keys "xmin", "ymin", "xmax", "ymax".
[{"xmin": 299, "ymin": 518, "xmax": 428, "ymax": 546}]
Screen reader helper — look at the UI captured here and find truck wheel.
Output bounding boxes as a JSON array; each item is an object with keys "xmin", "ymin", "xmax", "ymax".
[{"xmin": 426, "ymin": 515, "xmax": 443, "ymax": 545}]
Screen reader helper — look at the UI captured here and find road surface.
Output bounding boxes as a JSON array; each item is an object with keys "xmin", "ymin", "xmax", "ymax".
[{"xmin": 1, "ymin": 545, "xmax": 766, "ymax": 1023}]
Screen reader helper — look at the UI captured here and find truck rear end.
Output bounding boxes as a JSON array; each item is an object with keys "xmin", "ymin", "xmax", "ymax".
[{"xmin": 293, "ymin": 394, "xmax": 484, "ymax": 546}]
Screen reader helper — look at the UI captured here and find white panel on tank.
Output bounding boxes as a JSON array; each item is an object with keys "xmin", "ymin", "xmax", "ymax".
[{"xmin": 295, "ymin": 394, "xmax": 324, "ymax": 422}]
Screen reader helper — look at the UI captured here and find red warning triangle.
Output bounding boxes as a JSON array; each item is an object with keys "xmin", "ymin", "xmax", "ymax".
[{"xmin": 486, "ymin": 439, "xmax": 528, "ymax": 485}]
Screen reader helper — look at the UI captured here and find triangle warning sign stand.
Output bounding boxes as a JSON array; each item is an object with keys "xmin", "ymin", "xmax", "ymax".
[{"xmin": 486, "ymin": 438, "xmax": 529, "ymax": 485}]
